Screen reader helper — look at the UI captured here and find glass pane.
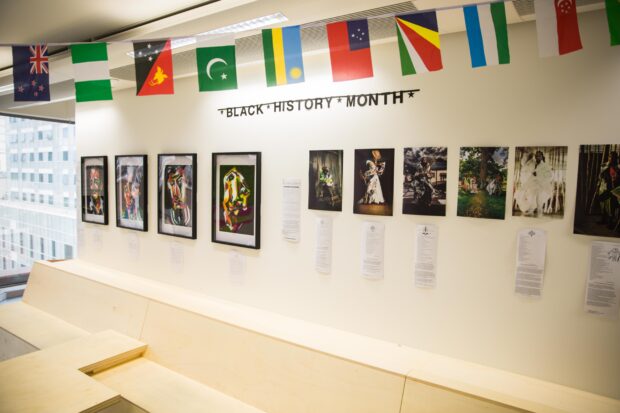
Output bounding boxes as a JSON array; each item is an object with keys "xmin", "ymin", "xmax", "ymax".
[{"xmin": 0, "ymin": 116, "xmax": 77, "ymax": 275}]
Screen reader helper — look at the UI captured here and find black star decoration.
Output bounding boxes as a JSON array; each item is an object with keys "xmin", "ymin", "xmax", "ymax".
[
  {"xmin": 408, "ymin": 91, "xmax": 415, "ymax": 98},
  {"xmin": 337, "ymin": 97, "xmax": 342, "ymax": 103}
]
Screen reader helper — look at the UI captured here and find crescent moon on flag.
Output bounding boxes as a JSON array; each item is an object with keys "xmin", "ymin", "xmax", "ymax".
[{"xmin": 206, "ymin": 58, "xmax": 227, "ymax": 80}]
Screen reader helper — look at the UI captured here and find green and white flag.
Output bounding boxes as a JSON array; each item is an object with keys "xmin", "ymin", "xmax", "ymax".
[
  {"xmin": 196, "ymin": 35, "xmax": 238, "ymax": 92},
  {"xmin": 607, "ymin": 0, "xmax": 620, "ymax": 46},
  {"xmin": 70, "ymin": 43, "xmax": 112, "ymax": 102}
]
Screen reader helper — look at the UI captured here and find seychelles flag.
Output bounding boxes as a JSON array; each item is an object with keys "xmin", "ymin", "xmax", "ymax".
[
  {"xmin": 262, "ymin": 26, "xmax": 304, "ymax": 87},
  {"xmin": 463, "ymin": 3, "xmax": 510, "ymax": 68},
  {"xmin": 395, "ymin": 12, "xmax": 442, "ymax": 75},
  {"xmin": 12, "ymin": 44, "xmax": 50, "ymax": 102},
  {"xmin": 326, "ymin": 19, "xmax": 373, "ymax": 82}
]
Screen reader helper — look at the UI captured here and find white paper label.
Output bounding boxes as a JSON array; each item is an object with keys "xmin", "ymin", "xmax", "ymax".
[
  {"xmin": 585, "ymin": 241, "xmax": 620, "ymax": 318},
  {"xmin": 361, "ymin": 221, "xmax": 384, "ymax": 279},
  {"xmin": 315, "ymin": 217, "xmax": 333, "ymax": 274},
  {"xmin": 515, "ymin": 228, "xmax": 547, "ymax": 297},
  {"xmin": 414, "ymin": 224, "xmax": 438, "ymax": 288},
  {"xmin": 282, "ymin": 178, "xmax": 301, "ymax": 242}
]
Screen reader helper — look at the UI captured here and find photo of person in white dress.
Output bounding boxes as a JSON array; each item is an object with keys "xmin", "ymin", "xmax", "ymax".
[
  {"xmin": 513, "ymin": 147, "xmax": 567, "ymax": 218},
  {"xmin": 354, "ymin": 148, "xmax": 394, "ymax": 216},
  {"xmin": 360, "ymin": 151, "xmax": 386, "ymax": 204}
]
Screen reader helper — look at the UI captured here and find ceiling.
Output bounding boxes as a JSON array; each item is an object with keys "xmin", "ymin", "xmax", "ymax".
[{"xmin": 0, "ymin": 0, "xmax": 605, "ymax": 119}]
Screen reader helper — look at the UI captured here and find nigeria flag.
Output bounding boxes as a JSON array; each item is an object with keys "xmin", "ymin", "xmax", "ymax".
[
  {"xmin": 196, "ymin": 35, "xmax": 238, "ymax": 91},
  {"xmin": 70, "ymin": 43, "xmax": 112, "ymax": 102}
]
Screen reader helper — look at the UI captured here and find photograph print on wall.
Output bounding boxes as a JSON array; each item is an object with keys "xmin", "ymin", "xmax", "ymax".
[
  {"xmin": 353, "ymin": 148, "xmax": 394, "ymax": 216},
  {"xmin": 308, "ymin": 150, "xmax": 343, "ymax": 211},
  {"xmin": 403, "ymin": 147, "xmax": 447, "ymax": 216},
  {"xmin": 212, "ymin": 152, "xmax": 261, "ymax": 249},
  {"xmin": 115, "ymin": 155, "xmax": 148, "ymax": 231},
  {"xmin": 157, "ymin": 154, "xmax": 197, "ymax": 239},
  {"xmin": 512, "ymin": 146, "xmax": 567, "ymax": 218},
  {"xmin": 574, "ymin": 144, "xmax": 620, "ymax": 238},
  {"xmin": 457, "ymin": 147, "xmax": 508, "ymax": 220},
  {"xmin": 81, "ymin": 156, "xmax": 108, "ymax": 225}
]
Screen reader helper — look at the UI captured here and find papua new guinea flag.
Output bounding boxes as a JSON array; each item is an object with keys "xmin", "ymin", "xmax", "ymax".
[
  {"xmin": 12, "ymin": 44, "xmax": 51, "ymax": 101},
  {"xmin": 133, "ymin": 40, "xmax": 174, "ymax": 96}
]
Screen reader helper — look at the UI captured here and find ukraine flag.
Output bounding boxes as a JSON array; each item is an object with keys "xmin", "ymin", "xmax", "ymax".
[{"xmin": 262, "ymin": 25, "xmax": 305, "ymax": 87}]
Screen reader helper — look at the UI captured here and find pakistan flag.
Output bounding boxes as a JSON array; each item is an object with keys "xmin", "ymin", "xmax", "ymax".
[{"xmin": 196, "ymin": 37, "xmax": 238, "ymax": 92}]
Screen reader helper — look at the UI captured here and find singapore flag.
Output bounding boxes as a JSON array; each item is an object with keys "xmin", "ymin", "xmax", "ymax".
[{"xmin": 535, "ymin": 0, "xmax": 583, "ymax": 57}]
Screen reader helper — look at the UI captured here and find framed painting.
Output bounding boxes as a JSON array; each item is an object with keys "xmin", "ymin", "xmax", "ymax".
[
  {"xmin": 115, "ymin": 155, "xmax": 148, "ymax": 231},
  {"xmin": 157, "ymin": 153, "xmax": 197, "ymax": 239},
  {"xmin": 81, "ymin": 156, "xmax": 108, "ymax": 225},
  {"xmin": 212, "ymin": 152, "xmax": 261, "ymax": 249}
]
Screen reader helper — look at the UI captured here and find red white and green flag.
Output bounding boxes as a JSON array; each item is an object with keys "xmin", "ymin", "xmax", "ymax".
[
  {"xmin": 534, "ymin": 0, "xmax": 582, "ymax": 57},
  {"xmin": 70, "ymin": 43, "xmax": 112, "ymax": 102},
  {"xmin": 606, "ymin": 0, "xmax": 620, "ymax": 46}
]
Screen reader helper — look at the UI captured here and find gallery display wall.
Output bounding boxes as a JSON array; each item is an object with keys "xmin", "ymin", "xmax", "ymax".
[{"xmin": 76, "ymin": 11, "xmax": 620, "ymax": 399}]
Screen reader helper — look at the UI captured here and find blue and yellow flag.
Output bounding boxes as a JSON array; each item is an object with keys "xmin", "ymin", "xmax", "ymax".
[{"xmin": 262, "ymin": 25, "xmax": 304, "ymax": 86}]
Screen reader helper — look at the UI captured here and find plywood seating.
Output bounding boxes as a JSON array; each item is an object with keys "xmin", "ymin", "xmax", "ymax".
[
  {"xmin": 0, "ymin": 301, "xmax": 88, "ymax": 360},
  {"xmin": 0, "ymin": 330, "xmax": 147, "ymax": 413},
  {"xmin": 15, "ymin": 260, "xmax": 620, "ymax": 413},
  {"xmin": 94, "ymin": 358, "xmax": 266, "ymax": 413}
]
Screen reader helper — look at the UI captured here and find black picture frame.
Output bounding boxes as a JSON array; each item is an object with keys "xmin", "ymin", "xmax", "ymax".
[
  {"xmin": 157, "ymin": 153, "xmax": 197, "ymax": 239},
  {"xmin": 115, "ymin": 155, "xmax": 148, "ymax": 232},
  {"xmin": 81, "ymin": 156, "xmax": 109, "ymax": 225},
  {"xmin": 211, "ymin": 152, "xmax": 261, "ymax": 249}
]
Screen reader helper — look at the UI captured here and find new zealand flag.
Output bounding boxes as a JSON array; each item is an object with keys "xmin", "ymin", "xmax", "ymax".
[{"xmin": 12, "ymin": 44, "xmax": 50, "ymax": 101}]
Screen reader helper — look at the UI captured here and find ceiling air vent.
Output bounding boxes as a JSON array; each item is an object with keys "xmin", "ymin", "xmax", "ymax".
[{"xmin": 512, "ymin": 0, "xmax": 604, "ymax": 17}]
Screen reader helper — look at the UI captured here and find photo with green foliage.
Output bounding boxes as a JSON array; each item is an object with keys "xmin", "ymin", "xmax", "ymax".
[{"xmin": 457, "ymin": 147, "xmax": 508, "ymax": 220}]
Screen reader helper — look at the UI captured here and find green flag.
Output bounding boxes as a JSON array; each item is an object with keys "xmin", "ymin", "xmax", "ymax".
[
  {"xmin": 196, "ymin": 36, "xmax": 238, "ymax": 91},
  {"xmin": 70, "ymin": 43, "xmax": 113, "ymax": 102},
  {"xmin": 607, "ymin": 0, "xmax": 620, "ymax": 46}
]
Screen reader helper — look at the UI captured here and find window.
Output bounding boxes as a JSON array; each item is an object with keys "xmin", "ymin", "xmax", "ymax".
[
  {"xmin": 64, "ymin": 244, "xmax": 73, "ymax": 259},
  {"xmin": 1, "ymin": 114, "xmax": 77, "ymax": 275}
]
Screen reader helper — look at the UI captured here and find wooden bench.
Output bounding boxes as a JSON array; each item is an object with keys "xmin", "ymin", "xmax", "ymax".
[{"xmin": 3, "ymin": 259, "xmax": 618, "ymax": 413}]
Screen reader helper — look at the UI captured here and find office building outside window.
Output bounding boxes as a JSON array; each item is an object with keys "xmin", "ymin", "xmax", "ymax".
[{"xmin": 0, "ymin": 115, "xmax": 77, "ymax": 274}]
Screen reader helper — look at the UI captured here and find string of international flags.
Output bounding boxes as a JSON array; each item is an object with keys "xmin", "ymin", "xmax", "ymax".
[{"xmin": 7, "ymin": 0, "xmax": 620, "ymax": 103}]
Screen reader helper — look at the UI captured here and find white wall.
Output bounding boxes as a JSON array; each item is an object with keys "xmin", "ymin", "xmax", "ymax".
[{"xmin": 76, "ymin": 11, "xmax": 620, "ymax": 399}]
